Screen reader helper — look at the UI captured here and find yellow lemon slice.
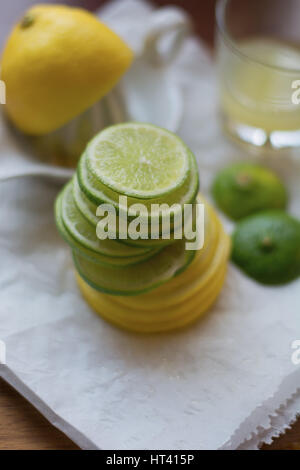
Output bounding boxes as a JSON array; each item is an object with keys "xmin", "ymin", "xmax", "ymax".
[
  {"xmin": 75, "ymin": 213, "xmax": 231, "ymax": 333},
  {"xmin": 76, "ymin": 262, "xmax": 228, "ymax": 333},
  {"xmin": 111, "ymin": 201, "xmax": 225, "ymax": 309},
  {"xmin": 110, "ymin": 227, "xmax": 230, "ymax": 313}
]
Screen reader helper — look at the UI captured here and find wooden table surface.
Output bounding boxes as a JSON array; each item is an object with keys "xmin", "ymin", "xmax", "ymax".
[{"xmin": 0, "ymin": 0, "xmax": 299, "ymax": 450}]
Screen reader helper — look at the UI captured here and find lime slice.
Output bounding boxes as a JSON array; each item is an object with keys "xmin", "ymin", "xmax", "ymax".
[
  {"xmin": 77, "ymin": 150, "xmax": 199, "ymax": 221},
  {"xmin": 73, "ymin": 175, "xmax": 99, "ymax": 226},
  {"xmin": 60, "ymin": 182, "xmax": 152, "ymax": 258},
  {"xmin": 73, "ymin": 238, "xmax": 196, "ymax": 296},
  {"xmin": 212, "ymin": 162, "xmax": 287, "ymax": 220},
  {"xmin": 73, "ymin": 174, "xmax": 182, "ymax": 232},
  {"xmin": 74, "ymin": 171, "xmax": 198, "ymax": 244},
  {"xmin": 118, "ymin": 235, "xmax": 175, "ymax": 249},
  {"xmin": 232, "ymin": 210, "xmax": 300, "ymax": 285},
  {"xmin": 112, "ymin": 194, "xmax": 199, "ymax": 249},
  {"xmin": 55, "ymin": 194, "xmax": 161, "ymax": 267},
  {"xmin": 86, "ymin": 123, "xmax": 190, "ymax": 199}
]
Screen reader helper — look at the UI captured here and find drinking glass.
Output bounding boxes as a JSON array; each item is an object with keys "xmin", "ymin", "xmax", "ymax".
[{"xmin": 216, "ymin": 0, "xmax": 300, "ymax": 151}]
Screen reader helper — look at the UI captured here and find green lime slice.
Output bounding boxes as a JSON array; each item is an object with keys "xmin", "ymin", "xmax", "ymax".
[
  {"xmin": 115, "ymin": 194, "xmax": 199, "ymax": 248},
  {"xmin": 212, "ymin": 163, "xmax": 288, "ymax": 220},
  {"xmin": 55, "ymin": 193, "xmax": 161, "ymax": 267},
  {"xmin": 73, "ymin": 238, "xmax": 196, "ymax": 296},
  {"xmin": 60, "ymin": 182, "xmax": 152, "ymax": 258},
  {"xmin": 77, "ymin": 149, "xmax": 199, "ymax": 222},
  {"xmin": 73, "ymin": 173, "xmax": 197, "ymax": 245},
  {"xmin": 85, "ymin": 123, "xmax": 190, "ymax": 199},
  {"xmin": 232, "ymin": 210, "xmax": 300, "ymax": 285},
  {"xmin": 73, "ymin": 175, "xmax": 99, "ymax": 226},
  {"xmin": 117, "ymin": 237, "xmax": 174, "ymax": 249}
]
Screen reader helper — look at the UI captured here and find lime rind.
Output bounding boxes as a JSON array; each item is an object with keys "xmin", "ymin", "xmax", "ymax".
[
  {"xmin": 73, "ymin": 175, "xmax": 99, "ymax": 226},
  {"xmin": 56, "ymin": 195, "xmax": 163, "ymax": 267},
  {"xmin": 85, "ymin": 123, "xmax": 190, "ymax": 199}
]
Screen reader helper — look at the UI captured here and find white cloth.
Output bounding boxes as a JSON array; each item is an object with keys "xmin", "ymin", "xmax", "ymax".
[{"xmin": 0, "ymin": 0, "xmax": 299, "ymax": 450}]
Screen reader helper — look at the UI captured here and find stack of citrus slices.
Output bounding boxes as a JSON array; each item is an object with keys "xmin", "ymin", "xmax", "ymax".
[{"xmin": 55, "ymin": 123, "xmax": 230, "ymax": 333}]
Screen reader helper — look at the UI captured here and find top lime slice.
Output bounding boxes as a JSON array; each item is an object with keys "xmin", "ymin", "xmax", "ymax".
[
  {"xmin": 85, "ymin": 123, "xmax": 190, "ymax": 199},
  {"xmin": 78, "ymin": 150, "xmax": 199, "ymax": 222},
  {"xmin": 73, "ymin": 173, "xmax": 196, "ymax": 237}
]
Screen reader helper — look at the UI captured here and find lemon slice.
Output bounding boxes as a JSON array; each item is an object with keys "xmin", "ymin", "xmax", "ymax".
[
  {"xmin": 76, "ymin": 264, "xmax": 227, "ymax": 333},
  {"xmin": 85, "ymin": 123, "xmax": 191, "ymax": 199},
  {"xmin": 102, "ymin": 264, "xmax": 227, "ymax": 326},
  {"xmin": 112, "ymin": 202, "xmax": 227, "ymax": 308}
]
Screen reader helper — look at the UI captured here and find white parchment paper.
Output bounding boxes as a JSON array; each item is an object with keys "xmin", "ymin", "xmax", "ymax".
[{"xmin": 0, "ymin": 0, "xmax": 299, "ymax": 450}]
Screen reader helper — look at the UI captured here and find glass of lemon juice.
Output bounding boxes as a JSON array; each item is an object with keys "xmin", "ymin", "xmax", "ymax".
[{"xmin": 216, "ymin": 0, "xmax": 300, "ymax": 150}]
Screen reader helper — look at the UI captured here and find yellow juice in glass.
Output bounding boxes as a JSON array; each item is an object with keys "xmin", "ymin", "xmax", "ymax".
[{"xmin": 218, "ymin": 38, "xmax": 300, "ymax": 147}]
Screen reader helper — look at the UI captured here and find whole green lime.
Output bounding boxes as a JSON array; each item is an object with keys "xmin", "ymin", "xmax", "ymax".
[
  {"xmin": 212, "ymin": 163, "xmax": 288, "ymax": 220},
  {"xmin": 232, "ymin": 211, "xmax": 300, "ymax": 285}
]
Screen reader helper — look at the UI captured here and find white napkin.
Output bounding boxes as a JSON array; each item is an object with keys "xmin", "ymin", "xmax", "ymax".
[{"xmin": 0, "ymin": 0, "xmax": 299, "ymax": 450}]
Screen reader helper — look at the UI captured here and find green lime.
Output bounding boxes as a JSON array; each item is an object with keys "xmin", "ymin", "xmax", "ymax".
[
  {"xmin": 86, "ymin": 123, "xmax": 190, "ymax": 199},
  {"xmin": 212, "ymin": 163, "xmax": 287, "ymax": 220},
  {"xmin": 232, "ymin": 211, "xmax": 300, "ymax": 285}
]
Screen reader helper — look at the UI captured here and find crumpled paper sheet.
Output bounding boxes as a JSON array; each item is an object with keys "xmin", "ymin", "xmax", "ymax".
[{"xmin": 0, "ymin": 0, "xmax": 299, "ymax": 450}]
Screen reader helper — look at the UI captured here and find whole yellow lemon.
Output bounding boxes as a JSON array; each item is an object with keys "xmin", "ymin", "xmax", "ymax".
[{"xmin": 1, "ymin": 5, "xmax": 133, "ymax": 135}]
